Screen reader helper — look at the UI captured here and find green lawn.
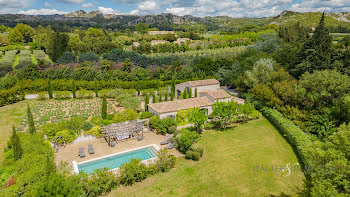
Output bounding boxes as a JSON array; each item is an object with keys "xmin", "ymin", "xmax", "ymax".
[
  {"xmin": 0, "ymin": 100, "xmax": 30, "ymax": 162},
  {"xmin": 108, "ymin": 118, "xmax": 305, "ymax": 197}
]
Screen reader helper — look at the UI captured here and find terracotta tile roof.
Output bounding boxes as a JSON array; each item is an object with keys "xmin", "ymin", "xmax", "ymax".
[
  {"xmin": 148, "ymin": 97, "xmax": 213, "ymax": 114},
  {"xmin": 200, "ymin": 89, "xmax": 232, "ymax": 99},
  {"xmin": 186, "ymin": 79, "xmax": 220, "ymax": 87}
]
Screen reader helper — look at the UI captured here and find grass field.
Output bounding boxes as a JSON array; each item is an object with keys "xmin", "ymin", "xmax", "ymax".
[
  {"xmin": 0, "ymin": 100, "xmax": 30, "ymax": 162},
  {"xmin": 108, "ymin": 118, "xmax": 305, "ymax": 197}
]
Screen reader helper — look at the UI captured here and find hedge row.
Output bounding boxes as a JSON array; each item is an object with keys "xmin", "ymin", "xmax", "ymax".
[
  {"xmin": 15, "ymin": 78, "xmax": 181, "ymax": 93},
  {"xmin": 0, "ymin": 85, "xmax": 24, "ymax": 107},
  {"xmin": 260, "ymin": 106, "xmax": 312, "ymax": 168}
]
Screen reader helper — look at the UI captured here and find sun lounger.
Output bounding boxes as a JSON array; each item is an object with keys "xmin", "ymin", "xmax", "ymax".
[
  {"xmin": 88, "ymin": 144, "xmax": 94, "ymax": 154},
  {"xmin": 137, "ymin": 135, "xmax": 143, "ymax": 141},
  {"xmin": 165, "ymin": 143, "xmax": 175, "ymax": 149},
  {"xmin": 110, "ymin": 141, "xmax": 116, "ymax": 147},
  {"xmin": 78, "ymin": 147, "xmax": 85, "ymax": 158},
  {"xmin": 160, "ymin": 138, "xmax": 170, "ymax": 145}
]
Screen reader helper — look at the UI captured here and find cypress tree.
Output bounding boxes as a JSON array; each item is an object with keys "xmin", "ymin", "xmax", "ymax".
[
  {"xmin": 46, "ymin": 155, "xmax": 55, "ymax": 176},
  {"xmin": 164, "ymin": 91, "xmax": 168, "ymax": 101},
  {"xmin": 27, "ymin": 105, "xmax": 35, "ymax": 134},
  {"xmin": 159, "ymin": 91, "xmax": 162, "ymax": 102},
  {"xmin": 145, "ymin": 94, "xmax": 149, "ymax": 111},
  {"xmin": 102, "ymin": 96, "xmax": 107, "ymax": 119},
  {"xmin": 94, "ymin": 80, "xmax": 99, "ymax": 97},
  {"xmin": 48, "ymin": 80, "xmax": 53, "ymax": 99},
  {"xmin": 183, "ymin": 90, "xmax": 187, "ymax": 99},
  {"xmin": 195, "ymin": 88, "xmax": 198, "ymax": 97},
  {"xmin": 295, "ymin": 12, "xmax": 332, "ymax": 75},
  {"xmin": 171, "ymin": 77, "xmax": 176, "ymax": 95},
  {"xmin": 170, "ymin": 92, "xmax": 174, "ymax": 101},
  {"xmin": 136, "ymin": 81, "xmax": 141, "ymax": 95},
  {"xmin": 189, "ymin": 88, "xmax": 192, "ymax": 98},
  {"xmin": 72, "ymin": 81, "xmax": 77, "ymax": 99},
  {"xmin": 152, "ymin": 91, "xmax": 156, "ymax": 103},
  {"xmin": 12, "ymin": 125, "xmax": 23, "ymax": 160}
]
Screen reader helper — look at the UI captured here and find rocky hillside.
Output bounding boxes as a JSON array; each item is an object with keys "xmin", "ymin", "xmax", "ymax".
[
  {"xmin": 0, "ymin": 10, "xmax": 349, "ymax": 31},
  {"xmin": 270, "ymin": 10, "xmax": 350, "ymax": 28}
]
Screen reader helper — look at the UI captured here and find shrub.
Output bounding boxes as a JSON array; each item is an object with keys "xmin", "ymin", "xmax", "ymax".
[
  {"xmin": 192, "ymin": 151, "xmax": 201, "ymax": 161},
  {"xmin": 55, "ymin": 130, "xmax": 76, "ymax": 144},
  {"xmin": 78, "ymin": 168, "xmax": 117, "ymax": 197},
  {"xmin": 118, "ymin": 158, "xmax": 149, "ymax": 186},
  {"xmin": 149, "ymin": 115, "xmax": 162, "ymax": 130},
  {"xmin": 176, "ymin": 128, "xmax": 200, "ymax": 153},
  {"xmin": 57, "ymin": 51, "xmax": 76, "ymax": 64},
  {"xmin": 140, "ymin": 111, "xmax": 152, "ymax": 119},
  {"xmin": 190, "ymin": 143, "xmax": 204, "ymax": 157},
  {"xmin": 185, "ymin": 150, "xmax": 194, "ymax": 160},
  {"xmin": 161, "ymin": 117, "xmax": 176, "ymax": 134},
  {"xmin": 155, "ymin": 150, "xmax": 176, "ymax": 172},
  {"xmin": 168, "ymin": 125, "xmax": 177, "ymax": 134},
  {"xmin": 78, "ymin": 52, "xmax": 99, "ymax": 63},
  {"xmin": 84, "ymin": 126, "xmax": 103, "ymax": 138},
  {"xmin": 37, "ymin": 92, "xmax": 47, "ymax": 100},
  {"xmin": 113, "ymin": 109, "xmax": 139, "ymax": 123},
  {"xmin": 54, "ymin": 91, "xmax": 71, "ymax": 99},
  {"xmin": 77, "ymin": 89, "xmax": 94, "ymax": 99}
]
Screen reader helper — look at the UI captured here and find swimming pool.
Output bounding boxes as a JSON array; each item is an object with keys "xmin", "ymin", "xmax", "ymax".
[{"xmin": 75, "ymin": 144, "xmax": 159, "ymax": 174}]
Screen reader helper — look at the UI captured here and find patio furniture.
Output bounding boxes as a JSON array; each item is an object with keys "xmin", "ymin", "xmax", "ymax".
[
  {"xmin": 88, "ymin": 144, "xmax": 94, "ymax": 154},
  {"xmin": 102, "ymin": 121, "xmax": 143, "ymax": 147},
  {"xmin": 78, "ymin": 147, "xmax": 85, "ymax": 158},
  {"xmin": 160, "ymin": 138, "xmax": 170, "ymax": 145},
  {"xmin": 137, "ymin": 135, "xmax": 143, "ymax": 141},
  {"xmin": 110, "ymin": 141, "xmax": 116, "ymax": 147},
  {"xmin": 165, "ymin": 143, "xmax": 175, "ymax": 149}
]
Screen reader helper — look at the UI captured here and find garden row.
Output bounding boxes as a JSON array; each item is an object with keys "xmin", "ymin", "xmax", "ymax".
[
  {"xmin": 0, "ymin": 78, "xmax": 181, "ymax": 107},
  {"xmin": 0, "ymin": 49, "xmax": 49, "ymax": 77}
]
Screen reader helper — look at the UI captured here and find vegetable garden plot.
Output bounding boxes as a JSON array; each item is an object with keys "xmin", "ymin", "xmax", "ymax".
[{"xmin": 17, "ymin": 99, "xmax": 118, "ymax": 131}]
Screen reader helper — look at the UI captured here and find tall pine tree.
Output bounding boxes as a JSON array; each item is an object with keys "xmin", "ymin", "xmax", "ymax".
[
  {"xmin": 295, "ymin": 13, "xmax": 332, "ymax": 76},
  {"xmin": 12, "ymin": 125, "xmax": 23, "ymax": 160},
  {"xmin": 48, "ymin": 80, "xmax": 53, "ymax": 99},
  {"xmin": 102, "ymin": 96, "xmax": 107, "ymax": 119},
  {"xmin": 27, "ymin": 105, "xmax": 35, "ymax": 134}
]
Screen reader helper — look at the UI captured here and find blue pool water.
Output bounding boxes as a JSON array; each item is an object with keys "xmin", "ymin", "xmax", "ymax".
[{"xmin": 78, "ymin": 146, "xmax": 158, "ymax": 174}]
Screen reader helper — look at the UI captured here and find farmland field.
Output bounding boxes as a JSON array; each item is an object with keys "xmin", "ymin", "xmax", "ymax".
[
  {"xmin": 33, "ymin": 50, "xmax": 51, "ymax": 64},
  {"xmin": 148, "ymin": 46, "xmax": 246, "ymax": 62},
  {"xmin": 16, "ymin": 50, "xmax": 32, "ymax": 69},
  {"xmin": 16, "ymin": 98, "xmax": 120, "ymax": 132}
]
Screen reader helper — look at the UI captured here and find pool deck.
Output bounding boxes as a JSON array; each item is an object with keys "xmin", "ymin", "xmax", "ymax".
[{"xmin": 55, "ymin": 132, "xmax": 182, "ymax": 166}]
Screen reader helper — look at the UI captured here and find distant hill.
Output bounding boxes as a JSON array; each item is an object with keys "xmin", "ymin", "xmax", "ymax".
[
  {"xmin": 0, "ymin": 10, "xmax": 349, "ymax": 31},
  {"xmin": 270, "ymin": 10, "xmax": 350, "ymax": 29}
]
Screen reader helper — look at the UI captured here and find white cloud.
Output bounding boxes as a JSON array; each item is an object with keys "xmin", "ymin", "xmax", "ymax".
[
  {"xmin": 0, "ymin": 0, "xmax": 32, "ymax": 8},
  {"xmin": 54, "ymin": 0, "xmax": 84, "ymax": 3},
  {"xmin": 129, "ymin": 9, "xmax": 139, "ymax": 15},
  {"xmin": 82, "ymin": 2, "xmax": 94, "ymax": 8},
  {"xmin": 97, "ymin": 6, "xmax": 122, "ymax": 14},
  {"xmin": 18, "ymin": 8, "xmax": 68, "ymax": 15}
]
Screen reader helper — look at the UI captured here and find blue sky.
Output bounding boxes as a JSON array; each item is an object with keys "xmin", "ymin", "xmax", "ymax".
[{"xmin": 0, "ymin": 0, "xmax": 349, "ymax": 17}]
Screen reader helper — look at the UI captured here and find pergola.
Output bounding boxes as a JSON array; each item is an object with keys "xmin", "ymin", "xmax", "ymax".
[{"xmin": 102, "ymin": 120, "xmax": 143, "ymax": 147}]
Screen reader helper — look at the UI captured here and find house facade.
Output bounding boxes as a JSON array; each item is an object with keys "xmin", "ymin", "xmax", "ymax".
[{"xmin": 175, "ymin": 79, "xmax": 220, "ymax": 98}]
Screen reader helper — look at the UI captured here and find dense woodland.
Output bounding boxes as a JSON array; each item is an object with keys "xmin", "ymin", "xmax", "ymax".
[{"xmin": 0, "ymin": 11, "xmax": 349, "ymax": 196}]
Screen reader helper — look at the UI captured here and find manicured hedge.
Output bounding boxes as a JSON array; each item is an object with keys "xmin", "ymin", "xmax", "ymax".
[
  {"xmin": 260, "ymin": 106, "xmax": 312, "ymax": 168},
  {"xmin": 0, "ymin": 85, "xmax": 23, "ymax": 107}
]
